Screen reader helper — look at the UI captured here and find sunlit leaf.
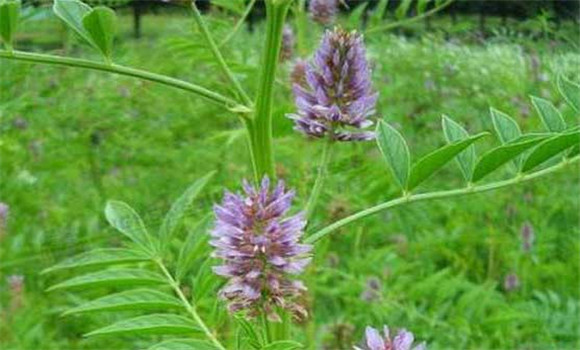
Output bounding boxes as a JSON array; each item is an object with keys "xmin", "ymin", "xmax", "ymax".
[
  {"xmin": 441, "ymin": 114, "xmax": 476, "ymax": 181},
  {"xmin": 105, "ymin": 200, "xmax": 157, "ymax": 255},
  {"xmin": 395, "ymin": 0, "xmax": 413, "ymax": 19},
  {"xmin": 82, "ymin": 6, "xmax": 116, "ymax": 60},
  {"xmin": 522, "ymin": 130, "xmax": 580, "ymax": 172},
  {"xmin": 159, "ymin": 171, "xmax": 215, "ymax": 250},
  {"xmin": 63, "ymin": 289, "xmax": 182, "ymax": 315},
  {"xmin": 0, "ymin": 0, "xmax": 20, "ymax": 48},
  {"xmin": 531, "ymin": 96, "xmax": 566, "ymax": 132},
  {"xmin": 376, "ymin": 121, "xmax": 410, "ymax": 190},
  {"xmin": 471, "ymin": 134, "xmax": 551, "ymax": 182},
  {"xmin": 42, "ymin": 248, "xmax": 149, "ymax": 274},
  {"xmin": 53, "ymin": 0, "xmax": 94, "ymax": 46},
  {"xmin": 369, "ymin": 0, "xmax": 388, "ymax": 27},
  {"xmin": 557, "ymin": 75, "xmax": 580, "ymax": 112},
  {"xmin": 148, "ymin": 339, "xmax": 218, "ymax": 350},
  {"xmin": 407, "ymin": 132, "xmax": 489, "ymax": 190},
  {"xmin": 47, "ymin": 268, "xmax": 165, "ymax": 292},
  {"xmin": 85, "ymin": 314, "xmax": 200, "ymax": 337},
  {"xmin": 346, "ymin": 1, "xmax": 368, "ymax": 29}
]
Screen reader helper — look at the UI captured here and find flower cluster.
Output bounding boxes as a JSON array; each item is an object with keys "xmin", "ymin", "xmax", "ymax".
[
  {"xmin": 211, "ymin": 177, "xmax": 312, "ymax": 321},
  {"xmin": 309, "ymin": 0, "xmax": 338, "ymax": 26},
  {"xmin": 288, "ymin": 28, "xmax": 377, "ymax": 141},
  {"xmin": 356, "ymin": 326, "xmax": 426, "ymax": 350}
]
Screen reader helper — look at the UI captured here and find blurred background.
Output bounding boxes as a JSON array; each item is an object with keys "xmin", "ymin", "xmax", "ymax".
[{"xmin": 1, "ymin": 0, "xmax": 579, "ymax": 349}]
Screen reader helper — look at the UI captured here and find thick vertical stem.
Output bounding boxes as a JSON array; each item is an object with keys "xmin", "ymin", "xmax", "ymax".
[{"xmin": 250, "ymin": 0, "xmax": 292, "ymax": 181}]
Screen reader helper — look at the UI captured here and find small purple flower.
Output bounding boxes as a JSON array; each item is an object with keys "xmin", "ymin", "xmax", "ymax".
[
  {"xmin": 360, "ymin": 276, "xmax": 382, "ymax": 302},
  {"xmin": 280, "ymin": 25, "xmax": 295, "ymax": 62},
  {"xmin": 521, "ymin": 222, "xmax": 535, "ymax": 253},
  {"xmin": 355, "ymin": 326, "xmax": 426, "ymax": 350},
  {"xmin": 504, "ymin": 273, "xmax": 520, "ymax": 292},
  {"xmin": 309, "ymin": 0, "xmax": 338, "ymax": 25},
  {"xmin": 211, "ymin": 177, "xmax": 312, "ymax": 321},
  {"xmin": 287, "ymin": 28, "xmax": 378, "ymax": 141}
]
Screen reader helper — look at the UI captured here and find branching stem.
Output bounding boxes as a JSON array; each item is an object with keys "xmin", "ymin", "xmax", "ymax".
[
  {"xmin": 219, "ymin": 0, "xmax": 257, "ymax": 48},
  {"xmin": 156, "ymin": 259, "xmax": 226, "ymax": 350},
  {"xmin": 0, "ymin": 50, "xmax": 241, "ymax": 110},
  {"xmin": 305, "ymin": 156, "xmax": 579, "ymax": 244},
  {"xmin": 191, "ymin": 2, "xmax": 253, "ymax": 107}
]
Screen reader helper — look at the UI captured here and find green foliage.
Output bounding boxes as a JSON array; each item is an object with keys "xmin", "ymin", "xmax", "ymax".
[
  {"xmin": 407, "ymin": 132, "xmax": 488, "ymax": 190},
  {"xmin": 522, "ymin": 130, "xmax": 580, "ymax": 172},
  {"xmin": 41, "ymin": 248, "xmax": 150, "ymax": 274},
  {"xmin": 472, "ymin": 135, "xmax": 549, "ymax": 182},
  {"xmin": 148, "ymin": 339, "xmax": 220, "ymax": 350},
  {"xmin": 46, "ymin": 268, "xmax": 166, "ymax": 291},
  {"xmin": 531, "ymin": 96, "xmax": 566, "ymax": 132},
  {"xmin": 441, "ymin": 115, "xmax": 476, "ymax": 181},
  {"xmin": 558, "ymin": 75, "xmax": 580, "ymax": 112},
  {"xmin": 85, "ymin": 314, "xmax": 200, "ymax": 337},
  {"xmin": 0, "ymin": 0, "xmax": 20, "ymax": 49},
  {"xmin": 53, "ymin": 0, "xmax": 94, "ymax": 45},
  {"xmin": 376, "ymin": 121, "xmax": 411, "ymax": 190},
  {"xmin": 261, "ymin": 340, "xmax": 304, "ymax": 350},
  {"xmin": 105, "ymin": 200, "xmax": 158, "ymax": 255},
  {"xmin": 82, "ymin": 6, "xmax": 116, "ymax": 61},
  {"xmin": 62, "ymin": 289, "xmax": 183, "ymax": 315}
]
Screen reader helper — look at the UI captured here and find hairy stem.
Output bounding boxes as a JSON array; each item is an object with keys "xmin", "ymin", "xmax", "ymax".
[
  {"xmin": 219, "ymin": 0, "xmax": 257, "ymax": 48},
  {"xmin": 250, "ymin": 0, "xmax": 292, "ymax": 181},
  {"xmin": 365, "ymin": 0, "xmax": 454, "ymax": 34},
  {"xmin": 305, "ymin": 139, "xmax": 334, "ymax": 219},
  {"xmin": 305, "ymin": 157, "xmax": 579, "ymax": 244},
  {"xmin": 156, "ymin": 259, "xmax": 226, "ymax": 350},
  {"xmin": 191, "ymin": 2, "xmax": 253, "ymax": 107},
  {"xmin": 0, "ymin": 50, "xmax": 241, "ymax": 110}
]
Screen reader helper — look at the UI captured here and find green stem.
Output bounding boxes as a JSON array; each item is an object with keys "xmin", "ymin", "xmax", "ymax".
[
  {"xmin": 305, "ymin": 157, "xmax": 579, "ymax": 244},
  {"xmin": 365, "ymin": 0, "xmax": 454, "ymax": 34},
  {"xmin": 219, "ymin": 0, "xmax": 257, "ymax": 48},
  {"xmin": 156, "ymin": 260, "xmax": 226, "ymax": 350},
  {"xmin": 250, "ymin": 0, "xmax": 292, "ymax": 181},
  {"xmin": 294, "ymin": 0, "xmax": 308, "ymax": 56},
  {"xmin": 0, "ymin": 50, "xmax": 241, "ymax": 110},
  {"xmin": 191, "ymin": 2, "xmax": 253, "ymax": 107},
  {"xmin": 305, "ymin": 139, "xmax": 333, "ymax": 219}
]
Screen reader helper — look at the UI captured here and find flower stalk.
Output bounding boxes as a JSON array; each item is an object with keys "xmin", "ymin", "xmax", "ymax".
[
  {"xmin": 250, "ymin": 0, "xmax": 293, "ymax": 181},
  {"xmin": 305, "ymin": 138, "xmax": 334, "ymax": 219}
]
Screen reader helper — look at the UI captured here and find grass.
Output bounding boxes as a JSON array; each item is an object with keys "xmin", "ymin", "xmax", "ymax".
[{"xmin": 1, "ymin": 11, "xmax": 579, "ymax": 350}]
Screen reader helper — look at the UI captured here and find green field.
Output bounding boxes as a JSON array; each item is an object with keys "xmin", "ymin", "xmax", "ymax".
[{"xmin": 1, "ymin": 7, "xmax": 579, "ymax": 350}]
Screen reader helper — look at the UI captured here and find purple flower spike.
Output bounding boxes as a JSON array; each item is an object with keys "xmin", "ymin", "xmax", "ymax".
[
  {"xmin": 211, "ymin": 176, "xmax": 312, "ymax": 321},
  {"xmin": 355, "ymin": 325, "xmax": 426, "ymax": 350},
  {"xmin": 287, "ymin": 28, "xmax": 378, "ymax": 142},
  {"xmin": 309, "ymin": 0, "xmax": 338, "ymax": 25},
  {"xmin": 520, "ymin": 221, "xmax": 535, "ymax": 253},
  {"xmin": 0, "ymin": 202, "xmax": 9, "ymax": 237}
]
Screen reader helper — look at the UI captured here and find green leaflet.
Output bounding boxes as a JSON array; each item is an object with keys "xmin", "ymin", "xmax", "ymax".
[
  {"xmin": 490, "ymin": 108, "xmax": 521, "ymax": 143},
  {"xmin": 261, "ymin": 340, "xmax": 304, "ymax": 350},
  {"xmin": 42, "ymin": 248, "xmax": 150, "ymax": 274},
  {"xmin": 395, "ymin": 0, "xmax": 413, "ymax": 19},
  {"xmin": 85, "ymin": 314, "xmax": 200, "ymax": 337},
  {"xmin": 176, "ymin": 216, "xmax": 211, "ymax": 282},
  {"xmin": 376, "ymin": 121, "xmax": 411, "ymax": 190},
  {"xmin": 471, "ymin": 134, "xmax": 551, "ymax": 182},
  {"xmin": 159, "ymin": 171, "xmax": 215, "ymax": 250},
  {"xmin": 47, "ymin": 268, "xmax": 165, "ymax": 291},
  {"xmin": 0, "ymin": 0, "xmax": 20, "ymax": 49},
  {"xmin": 53, "ymin": 0, "xmax": 94, "ymax": 46},
  {"xmin": 63, "ymin": 288, "xmax": 182, "ymax": 315},
  {"xmin": 82, "ymin": 6, "xmax": 116, "ymax": 61},
  {"xmin": 522, "ymin": 130, "xmax": 580, "ymax": 172},
  {"xmin": 105, "ymin": 200, "xmax": 157, "ymax": 255},
  {"xmin": 407, "ymin": 132, "xmax": 489, "ymax": 190},
  {"xmin": 369, "ymin": 0, "xmax": 389, "ymax": 27},
  {"xmin": 531, "ymin": 96, "xmax": 566, "ymax": 132},
  {"xmin": 558, "ymin": 75, "xmax": 580, "ymax": 113},
  {"xmin": 346, "ymin": 2, "xmax": 369, "ymax": 29},
  {"xmin": 441, "ymin": 114, "xmax": 476, "ymax": 181},
  {"xmin": 148, "ymin": 339, "xmax": 219, "ymax": 350}
]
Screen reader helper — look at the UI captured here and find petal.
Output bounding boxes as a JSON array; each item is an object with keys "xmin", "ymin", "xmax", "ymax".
[{"xmin": 365, "ymin": 326, "xmax": 385, "ymax": 350}]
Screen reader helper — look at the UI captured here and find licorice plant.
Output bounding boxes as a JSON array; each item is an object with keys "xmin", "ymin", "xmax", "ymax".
[{"xmin": 1, "ymin": 0, "xmax": 578, "ymax": 349}]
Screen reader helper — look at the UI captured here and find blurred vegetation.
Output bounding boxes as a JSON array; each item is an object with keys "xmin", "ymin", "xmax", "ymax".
[{"xmin": 1, "ymin": 6, "xmax": 579, "ymax": 350}]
